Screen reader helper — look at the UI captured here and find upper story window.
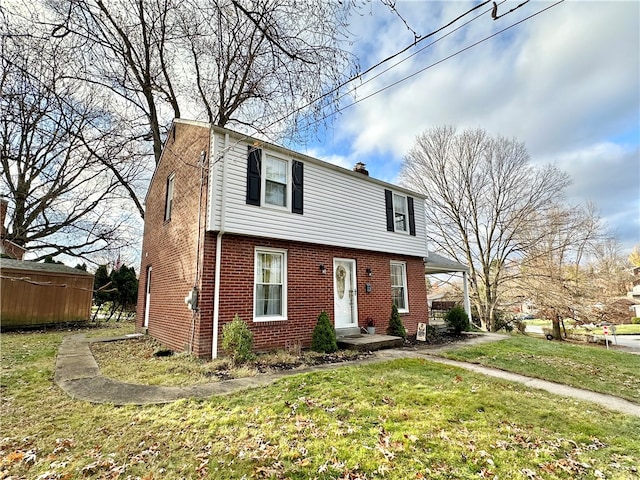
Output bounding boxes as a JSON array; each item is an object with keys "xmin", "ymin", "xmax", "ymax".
[
  {"xmin": 385, "ymin": 189, "xmax": 416, "ymax": 236},
  {"xmin": 264, "ymin": 156, "xmax": 288, "ymax": 207},
  {"xmin": 164, "ymin": 173, "xmax": 175, "ymax": 221},
  {"xmin": 393, "ymin": 194, "xmax": 407, "ymax": 232},
  {"xmin": 246, "ymin": 146, "xmax": 303, "ymax": 214}
]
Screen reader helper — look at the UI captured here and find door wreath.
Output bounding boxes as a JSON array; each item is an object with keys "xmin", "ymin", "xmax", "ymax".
[{"xmin": 336, "ymin": 265, "xmax": 347, "ymax": 299}]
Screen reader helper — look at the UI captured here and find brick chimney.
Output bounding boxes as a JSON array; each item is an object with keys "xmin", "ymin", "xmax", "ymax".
[{"xmin": 353, "ymin": 162, "xmax": 369, "ymax": 176}]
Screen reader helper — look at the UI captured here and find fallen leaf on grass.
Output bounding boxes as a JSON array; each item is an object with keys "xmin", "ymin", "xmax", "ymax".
[
  {"xmin": 2, "ymin": 450, "xmax": 24, "ymax": 465},
  {"xmin": 53, "ymin": 438, "xmax": 75, "ymax": 454}
]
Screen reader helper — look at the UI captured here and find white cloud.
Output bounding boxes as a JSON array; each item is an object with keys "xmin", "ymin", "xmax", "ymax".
[
  {"xmin": 301, "ymin": 147, "xmax": 354, "ymax": 170},
  {"xmin": 553, "ymin": 142, "xmax": 639, "ymax": 249},
  {"xmin": 310, "ymin": 0, "xmax": 639, "ymax": 251}
]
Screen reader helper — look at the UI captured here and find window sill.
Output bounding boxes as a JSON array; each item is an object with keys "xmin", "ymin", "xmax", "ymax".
[
  {"xmin": 253, "ymin": 316, "xmax": 288, "ymax": 323},
  {"xmin": 260, "ymin": 203, "xmax": 291, "ymax": 214}
]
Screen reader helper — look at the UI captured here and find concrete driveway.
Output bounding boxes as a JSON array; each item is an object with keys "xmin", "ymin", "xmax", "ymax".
[{"xmin": 604, "ymin": 334, "xmax": 640, "ymax": 351}]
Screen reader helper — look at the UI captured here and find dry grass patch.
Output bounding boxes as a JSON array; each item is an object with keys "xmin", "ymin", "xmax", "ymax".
[{"xmin": 91, "ymin": 335, "xmax": 372, "ymax": 386}]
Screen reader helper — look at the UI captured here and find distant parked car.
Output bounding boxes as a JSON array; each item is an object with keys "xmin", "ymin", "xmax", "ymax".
[
  {"xmin": 594, "ymin": 321, "xmax": 611, "ymax": 327},
  {"xmin": 514, "ymin": 313, "xmax": 535, "ymax": 320}
]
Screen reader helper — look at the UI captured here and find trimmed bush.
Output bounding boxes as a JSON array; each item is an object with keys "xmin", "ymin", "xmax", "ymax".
[
  {"xmin": 222, "ymin": 314, "xmax": 255, "ymax": 364},
  {"xmin": 633, "ymin": 317, "xmax": 640, "ymax": 325},
  {"xmin": 444, "ymin": 306, "xmax": 470, "ymax": 335},
  {"xmin": 387, "ymin": 304, "xmax": 407, "ymax": 338},
  {"xmin": 311, "ymin": 311, "xmax": 338, "ymax": 353}
]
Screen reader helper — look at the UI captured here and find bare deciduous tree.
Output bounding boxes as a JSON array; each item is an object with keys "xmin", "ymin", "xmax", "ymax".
[
  {"xmin": 42, "ymin": 0, "xmax": 356, "ymax": 157},
  {"xmin": 26, "ymin": 0, "xmax": 358, "ymax": 219},
  {"xmin": 515, "ymin": 204, "xmax": 605, "ymax": 338},
  {"xmin": 629, "ymin": 245, "xmax": 640, "ymax": 268},
  {"xmin": 1, "ymin": 19, "xmax": 137, "ymax": 261},
  {"xmin": 400, "ymin": 126, "xmax": 570, "ymax": 331}
]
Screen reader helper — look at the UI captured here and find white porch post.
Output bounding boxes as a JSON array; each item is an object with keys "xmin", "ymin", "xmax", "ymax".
[{"xmin": 462, "ymin": 271, "xmax": 472, "ymax": 326}]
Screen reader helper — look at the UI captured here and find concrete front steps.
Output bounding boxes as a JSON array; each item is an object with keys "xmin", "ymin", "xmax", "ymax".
[{"xmin": 337, "ymin": 333, "xmax": 403, "ymax": 352}]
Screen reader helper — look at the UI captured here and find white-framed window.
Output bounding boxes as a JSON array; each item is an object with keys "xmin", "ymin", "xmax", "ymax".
[
  {"xmin": 393, "ymin": 194, "xmax": 408, "ymax": 233},
  {"xmin": 164, "ymin": 173, "xmax": 175, "ymax": 221},
  {"xmin": 263, "ymin": 154, "xmax": 289, "ymax": 208},
  {"xmin": 390, "ymin": 261, "xmax": 409, "ymax": 313},
  {"xmin": 254, "ymin": 247, "xmax": 287, "ymax": 321}
]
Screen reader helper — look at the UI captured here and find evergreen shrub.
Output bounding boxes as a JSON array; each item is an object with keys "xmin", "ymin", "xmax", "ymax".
[
  {"xmin": 311, "ymin": 311, "xmax": 338, "ymax": 353},
  {"xmin": 222, "ymin": 314, "xmax": 255, "ymax": 364},
  {"xmin": 445, "ymin": 306, "xmax": 470, "ymax": 335},
  {"xmin": 387, "ymin": 304, "xmax": 407, "ymax": 338}
]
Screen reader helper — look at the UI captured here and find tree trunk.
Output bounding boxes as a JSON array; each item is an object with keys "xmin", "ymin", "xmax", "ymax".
[
  {"xmin": 91, "ymin": 304, "xmax": 102, "ymax": 322},
  {"xmin": 552, "ymin": 317, "xmax": 563, "ymax": 340}
]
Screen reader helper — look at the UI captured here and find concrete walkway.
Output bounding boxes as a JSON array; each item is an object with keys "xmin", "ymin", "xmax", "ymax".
[{"xmin": 54, "ymin": 332, "xmax": 640, "ymax": 416}]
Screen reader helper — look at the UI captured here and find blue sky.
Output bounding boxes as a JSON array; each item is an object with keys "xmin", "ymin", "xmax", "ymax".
[{"xmin": 294, "ymin": 0, "xmax": 640, "ymax": 254}]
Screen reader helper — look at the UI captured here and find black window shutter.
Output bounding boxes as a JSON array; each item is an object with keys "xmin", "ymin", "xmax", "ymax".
[
  {"xmin": 384, "ymin": 189, "xmax": 394, "ymax": 232},
  {"xmin": 292, "ymin": 160, "xmax": 304, "ymax": 214},
  {"xmin": 407, "ymin": 196, "xmax": 416, "ymax": 236},
  {"xmin": 246, "ymin": 146, "xmax": 261, "ymax": 206}
]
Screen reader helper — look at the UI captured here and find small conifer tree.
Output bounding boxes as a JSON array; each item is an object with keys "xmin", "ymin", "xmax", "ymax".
[
  {"xmin": 444, "ymin": 306, "xmax": 469, "ymax": 335},
  {"xmin": 387, "ymin": 304, "xmax": 407, "ymax": 338},
  {"xmin": 311, "ymin": 311, "xmax": 338, "ymax": 353}
]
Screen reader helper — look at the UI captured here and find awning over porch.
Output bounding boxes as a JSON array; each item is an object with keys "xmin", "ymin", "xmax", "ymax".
[
  {"xmin": 424, "ymin": 251, "xmax": 473, "ymax": 326},
  {"xmin": 424, "ymin": 251, "xmax": 469, "ymax": 274}
]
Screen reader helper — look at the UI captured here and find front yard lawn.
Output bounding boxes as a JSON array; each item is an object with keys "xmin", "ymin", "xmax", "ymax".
[
  {"xmin": 441, "ymin": 335, "xmax": 640, "ymax": 403},
  {"xmin": 2, "ymin": 326, "xmax": 639, "ymax": 479}
]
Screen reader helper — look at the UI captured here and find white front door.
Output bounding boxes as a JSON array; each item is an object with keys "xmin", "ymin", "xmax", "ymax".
[
  {"xmin": 333, "ymin": 258, "xmax": 358, "ymax": 329},
  {"xmin": 144, "ymin": 266, "xmax": 152, "ymax": 328}
]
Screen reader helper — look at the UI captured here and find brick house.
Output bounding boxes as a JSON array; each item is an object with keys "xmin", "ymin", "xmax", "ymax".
[{"xmin": 136, "ymin": 119, "xmax": 431, "ymax": 359}]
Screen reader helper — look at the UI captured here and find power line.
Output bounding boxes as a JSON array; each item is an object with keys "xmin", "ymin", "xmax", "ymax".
[
  {"xmin": 331, "ymin": 1, "xmax": 507, "ymax": 113},
  {"xmin": 216, "ymin": 0, "xmax": 549, "ymax": 161},
  {"xmin": 296, "ymin": 0, "xmax": 566, "ymax": 134},
  {"xmin": 208, "ymin": 1, "xmax": 508, "ymax": 159},
  {"xmin": 250, "ymin": 1, "xmax": 496, "ymax": 140}
]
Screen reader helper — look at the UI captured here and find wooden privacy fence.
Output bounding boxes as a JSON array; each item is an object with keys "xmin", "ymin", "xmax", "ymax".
[{"xmin": 1, "ymin": 259, "xmax": 94, "ymax": 329}]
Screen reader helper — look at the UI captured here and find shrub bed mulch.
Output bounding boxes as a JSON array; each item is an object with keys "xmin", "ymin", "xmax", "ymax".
[{"xmin": 407, "ymin": 331, "xmax": 478, "ymax": 348}]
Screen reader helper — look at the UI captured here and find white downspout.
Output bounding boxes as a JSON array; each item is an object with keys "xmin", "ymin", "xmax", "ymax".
[{"xmin": 212, "ymin": 132, "xmax": 230, "ymax": 359}]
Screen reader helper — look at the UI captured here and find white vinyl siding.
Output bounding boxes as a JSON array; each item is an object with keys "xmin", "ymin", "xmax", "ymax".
[
  {"xmin": 254, "ymin": 248, "xmax": 287, "ymax": 321},
  {"xmin": 390, "ymin": 261, "xmax": 408, "ymax": 313},
  {"xmin": 207, "ymin": 131, "xmax": 428, "ymax": 257}
]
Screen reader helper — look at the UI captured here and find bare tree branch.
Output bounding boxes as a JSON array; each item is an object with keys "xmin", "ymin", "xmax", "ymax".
[{"xmin": 401, "ymin": 126, "xmax": 571, "ymax": 331}]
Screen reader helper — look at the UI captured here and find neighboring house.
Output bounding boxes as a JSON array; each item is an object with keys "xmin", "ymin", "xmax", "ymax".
[
  {"xmin": 136, "ymin": 119, "xmax": 430, "ymax": 359},
  {"xmin": 1, "ymin": 258, "xmax": 94, "ymax": 329},
  {"xmin": 629, "ymin": 266, "xmax": 640, "ymax": 317},
  {"xmin": 0, "ymin": 197, "xmax": 25, "ymax": 260}
]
